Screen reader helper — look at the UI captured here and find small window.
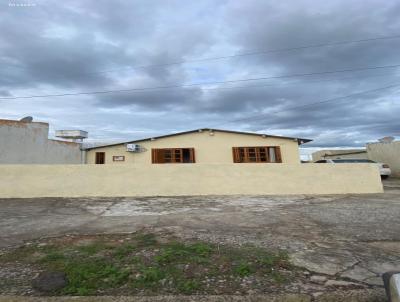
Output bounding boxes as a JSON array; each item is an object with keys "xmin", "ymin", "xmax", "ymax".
[
  {"xmin": 113, "ymin": 156, "xmax": 125, "ymax": 162},
  {"xmin": 95, "ymin": 152, "xmax": 105, "ymax": 164},
  {"xmin": 152, "ymin": 148, "xmax": 195, "ymax": 164},
  {"xmin": 232, "ymin": 147, "xmax": 282, "ymax": 163},
  {"xmin": 315, "ymin": 160, "xmax": 327, "ymax": 163}
]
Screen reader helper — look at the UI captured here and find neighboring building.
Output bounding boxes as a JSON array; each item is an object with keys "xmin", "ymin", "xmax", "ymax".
[
  {"xmin": 0, "ymin": 118, "xmax": 84, "ymax": 164},
  {"xmin": 311, "ymin": 140, "xmax": 400, "ymax": 178},
  {"xmin": 85, "ymin": 128, "xmax": 311, "ymax": 165},
  {"xmin": 367, "ymin": 140, "xmax": 400, "ymax": 177},
  {"xmin": 312, "ymin": 149, "xmax": 368, "ymax": 162}
]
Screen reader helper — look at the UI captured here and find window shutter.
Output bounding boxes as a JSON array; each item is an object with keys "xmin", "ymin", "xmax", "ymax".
[
  {"xmin": 232, "ymin": 147, "xmax": 240, "ymax": 163},
  {"xmin": 190, "ymin": 148, "xmax": 195, "ymax": 163},
  {"xmin": 158, "ymin": 149, "xmax": 166, "ymax": 163},
  {"xmin": 152, "ymin": 149, "xmax": 166, "ymax": 164},
  {"xmin": 263, "ymin": 147, "xmax": 269, "ymax": 162},
  {"xmin": 275, "ymin": 146, "xmax": 282, "ymax": 163},
  {"xmin": 151, "ymin": 149, "xmax": 157, "ymax": 163}
]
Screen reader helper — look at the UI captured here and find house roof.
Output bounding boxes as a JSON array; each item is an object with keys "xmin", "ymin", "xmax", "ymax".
[
  {"xmin": 0, "ymin": 118, "xmax": 48, "ymax": 127},
  {"xmin": 323, "ymin": 150, "xmax": 367, "ymax": 157},
  {"xmin": 84, "ymin": 128, "xmax": 312, "ymax": 150}
]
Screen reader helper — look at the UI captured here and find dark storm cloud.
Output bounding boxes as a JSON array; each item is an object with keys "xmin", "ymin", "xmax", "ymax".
[
  {"xmin": 96, "ymin": 87, "xmax": 203, "ymax": 109},
  {"xmin": 1, "ymin": 0, "xmax": 399, "ymax": 147}
]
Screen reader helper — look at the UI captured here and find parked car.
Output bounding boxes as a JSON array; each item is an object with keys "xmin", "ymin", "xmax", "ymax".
[{"xmin": 314, "ymin": 158, "xmax": 391, "ymax": 179}]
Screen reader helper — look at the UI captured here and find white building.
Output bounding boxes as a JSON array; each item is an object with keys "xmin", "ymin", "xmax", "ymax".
[
  {"xmin": 367, "ymin": 140, "xmax": 400, "ymax": 177},
  {"xmin": 0, "ymin": 117, "xmax": 84, "ymax": 164}
]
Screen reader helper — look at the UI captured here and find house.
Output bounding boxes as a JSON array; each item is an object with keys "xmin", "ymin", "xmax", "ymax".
[
  {"xmin": 85, "ymin": 128, "xmax": 311, "ymax": 164},
  {"xmin": 0, "ymin": 117, "xmax": 85, "ymax": 164},
  {"xmin": 312, "ymin": 149, "xmax": 368, "ymax": 162}
]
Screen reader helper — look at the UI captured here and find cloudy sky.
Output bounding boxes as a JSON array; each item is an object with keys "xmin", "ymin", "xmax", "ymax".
[{"xmin": 1, "ymin": 0, "xmax": 400, "ymax": 155}]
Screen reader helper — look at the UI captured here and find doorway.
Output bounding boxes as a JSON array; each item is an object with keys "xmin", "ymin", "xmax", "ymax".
[{"xmin": 95, "ymin": 152, "xmax": 105, "ymax": 164}]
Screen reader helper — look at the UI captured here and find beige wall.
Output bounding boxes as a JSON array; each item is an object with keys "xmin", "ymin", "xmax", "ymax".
[
  {"xmin": 0, "ymin": 119, "xmax": 82, "ymax": 164},
  {"xmin": 0, "ymin": 163, "xmax": 382, "ymax": 198},
  {"xmin": 86, "ymin": 130, "xmax": 301, "ymax": 164},
  {"xmin": 367, "ymin": 141, "xmax": 400, "ymax": 177}
]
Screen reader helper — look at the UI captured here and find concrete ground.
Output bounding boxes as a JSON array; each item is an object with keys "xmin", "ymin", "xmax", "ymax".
[{"xmin": 1, "ymin": 179, "xmax": 400, "ymax": 297}]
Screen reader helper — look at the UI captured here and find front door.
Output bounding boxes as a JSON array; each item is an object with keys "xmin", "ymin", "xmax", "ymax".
[{"xmin": 95, "ymin": 152, "xmax": 105, "ymax": 164}]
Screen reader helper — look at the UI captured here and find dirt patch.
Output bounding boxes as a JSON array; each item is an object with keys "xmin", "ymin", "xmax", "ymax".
[
  {"xmin": 0, "ymin": 231, "xmax": 372, "ymax": 297},
  {"xmin": 0, "ymin": 231, "xmax": 304, "ymax": 296}
]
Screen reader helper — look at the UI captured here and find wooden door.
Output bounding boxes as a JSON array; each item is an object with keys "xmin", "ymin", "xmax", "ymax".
[{"xmin": 95, "ymin": 152, "xmax": 105, "ymax": 164}]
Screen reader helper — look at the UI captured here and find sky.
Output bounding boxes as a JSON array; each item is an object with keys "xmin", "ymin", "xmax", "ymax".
[{"xmin": 1, "ymin": 0, "xmax": 400, "ymax": 156}]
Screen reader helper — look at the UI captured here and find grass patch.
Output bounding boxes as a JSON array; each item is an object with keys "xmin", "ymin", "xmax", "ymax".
[
  {"xmin": 39, "ymin": 251, "xmax": 67, "ymax": 263},
  {"xmin": 155, "ymin": 242, "xmax": 211, "ymax": 265},
  {"xmin": 136, "ymin": 233, "xmax": 157, "ymax": 247},
  {"xmin": 61, "ymin": 260, "xmax": 130, "ymax": 295},
  {"xmin": 177, "ymin": 279, "xmax": 200, "ymax": 294},
  {"xmin": 76, "ymin": 242, "xmax": 111, "ymax": 256},
  {"xmin": 234, "ymin": 261, "xmax": 254, "ymax": 277},
  {"xmin": 134, "ymin": 266, "xmax": 165, "ymax": 288},
  {"xmin": 0, "ymin": 233, "xmax": 296, "ymax": 295},
  {"xmin": 113, "ymin": 244, "xmax": 136, "ymax": 259}
]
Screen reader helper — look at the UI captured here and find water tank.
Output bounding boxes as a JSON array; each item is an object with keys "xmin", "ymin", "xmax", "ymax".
[{"xmin": 55, "ymin": 130, "xmax": 88, "ymax": 142}]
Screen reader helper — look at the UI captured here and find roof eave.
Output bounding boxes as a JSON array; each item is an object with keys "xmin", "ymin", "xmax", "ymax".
[{"xmin": 84, "ymin": 128, "xmax": 312, "ymax": 150}]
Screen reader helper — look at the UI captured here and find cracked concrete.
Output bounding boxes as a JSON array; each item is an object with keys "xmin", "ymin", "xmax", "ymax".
[{"xmin": 1, "ymin": 179, "xmax": 400, "ymax": 292}]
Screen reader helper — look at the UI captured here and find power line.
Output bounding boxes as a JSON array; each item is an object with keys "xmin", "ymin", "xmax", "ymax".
[
  {"xmin": 212, "ymin": 83, "xmax": 400, "ymax": 127},
  {"xmin": 198, "ymin": 71, "xmax": 400, "ymax": 93},
  {"xmin": 2, "ymin": 63, "xmax": 400, "ymax": 100},
  {"xmin": 78, "ymin": 34, "xmax": 400, "ymax": 74},
  {"xmin": 2, "ymin": 34, "xmax": 400, "ymax": 81}
]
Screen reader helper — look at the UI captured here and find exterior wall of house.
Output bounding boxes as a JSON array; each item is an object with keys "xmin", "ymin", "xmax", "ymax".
[
  {"xmin": 86, "ymin": 130, "xmax": 301, "ymax": 164},
  {"xmin": 367, "ymin": 141, "xmax": 400, "ymax": 177},
  {"xmin": 0, "ymin": 119, "xmax": 82, "ymax": 164},
  {"xmin": 0, "ymin": 163, "xmax": 383, "ymax": 198}
]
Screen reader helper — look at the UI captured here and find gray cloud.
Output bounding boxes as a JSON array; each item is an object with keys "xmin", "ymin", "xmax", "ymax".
[{"xmin": 1, "ymin": 0, "xmax": 399, "ymax": 148}]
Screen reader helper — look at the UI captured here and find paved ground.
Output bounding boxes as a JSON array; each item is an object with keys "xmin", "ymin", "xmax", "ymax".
[{"xmin": 1, "ymin": 179, "xmax": 400, "ymax": 296}]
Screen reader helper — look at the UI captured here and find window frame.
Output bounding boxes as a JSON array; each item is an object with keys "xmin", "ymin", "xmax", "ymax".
[
  {"xmin": 232, "ymin": 146, "xmax": 282, "ymax": 163},
  {"xmin": 112, "ymin": 155, "xmax": 125, "ymax": 162},
  {"xmin": 151, "ymin": 148, "xmax": 195, "ymax": 164}
]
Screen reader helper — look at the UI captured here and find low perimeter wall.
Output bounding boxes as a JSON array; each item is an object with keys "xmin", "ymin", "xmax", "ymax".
[{"xmin": 0, "ymin": 164, "xmax": 383, "ymax": 198}]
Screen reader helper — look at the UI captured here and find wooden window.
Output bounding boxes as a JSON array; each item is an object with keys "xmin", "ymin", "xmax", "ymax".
[
  {"xmin": 95, "ymin": 152, "xmax": 105, "ymax": 164},
  {"xmin": 152, "ymin": 148, "xmax": 195, "ymax": 164},
  {"xmin": 232, "ymin": 146, "xmax": 282, "ymax": 163},
  {"xmin": 112, "ymin": 155, "xmax": 125, "ymax": 162}
]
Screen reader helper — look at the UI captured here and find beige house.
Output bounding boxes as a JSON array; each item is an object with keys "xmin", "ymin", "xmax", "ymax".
[{"xmin": 85, "ymin": 128, "xmax": 311, "ymax": 165}]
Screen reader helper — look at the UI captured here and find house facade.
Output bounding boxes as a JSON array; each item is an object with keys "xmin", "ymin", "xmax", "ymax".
[{"xmin": 85, "ymin": 129, "xmax": 311, "ymax": 165}]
